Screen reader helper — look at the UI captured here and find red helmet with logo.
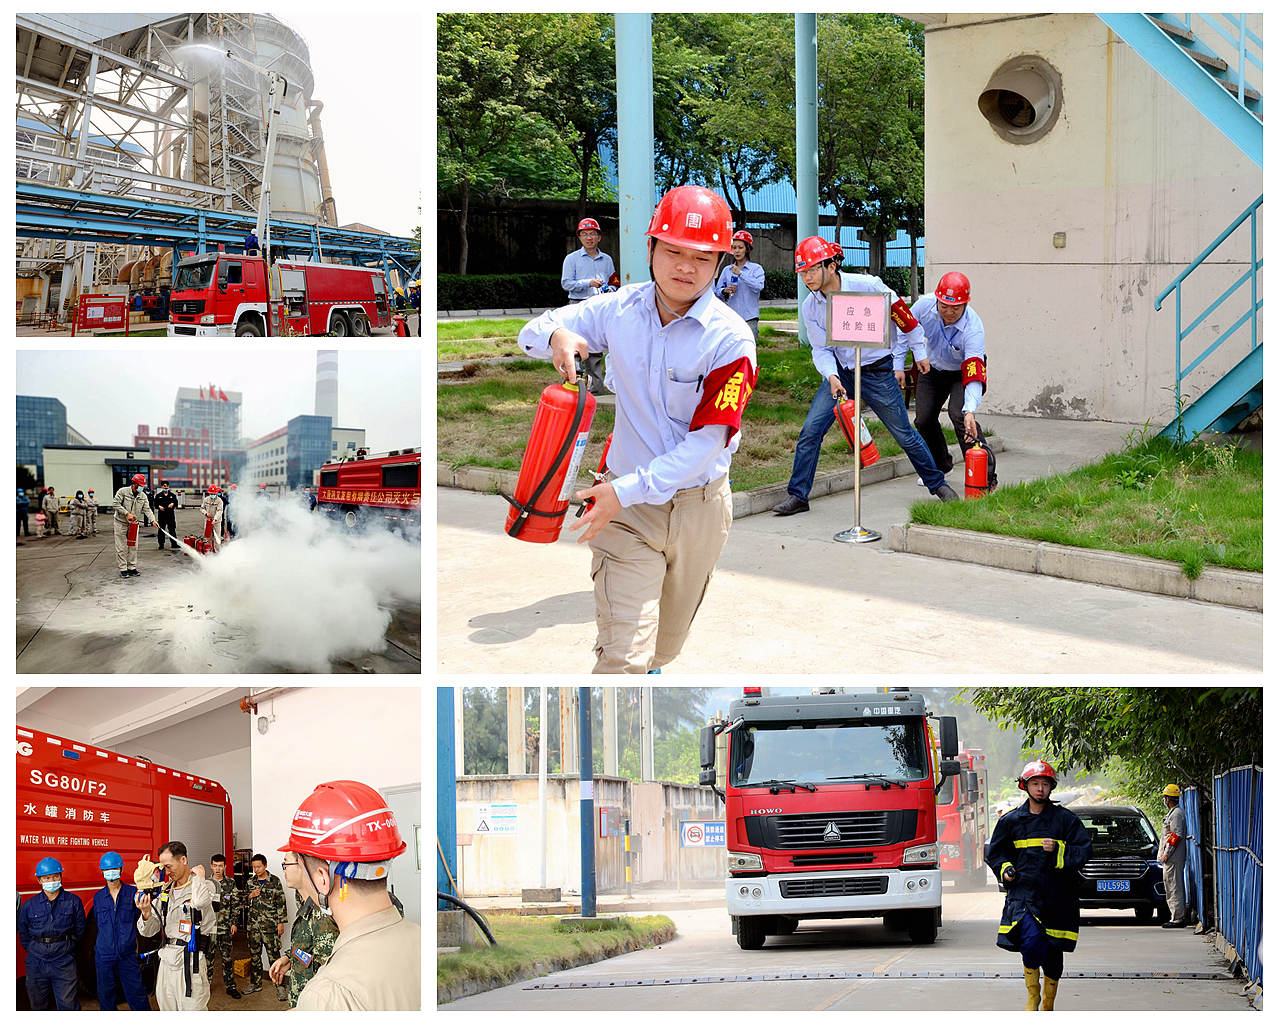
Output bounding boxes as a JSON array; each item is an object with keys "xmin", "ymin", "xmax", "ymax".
[
  {"xmin": 935, "ymin": 271, "xmax": 971, "ymax": 306},
  {"xmin": 576, "ymin": 218, "xmax": 601, "ymax": 234},
  {"xmin": 279, "ymin": 780, "xmax": 406, "ymax": 873},
  {"xmin": 130, "ymin": 473, "xmax": 146, "ymax": 487},
  {"xmin": 208, "ymin": 484, "xmax": 221, "ymax": 495},
  {"xmin": 795, "ymin": 235, "xmax": 844, "ymax": 272},
  {"xmin": 1017, "ymin": 760, "xmax": 1058, "ymax": 791},
  {"xmin": 229, "ymin": 484, "xmax": 238, "ymax": 491},
  {"xmin": 732, "ymin": 229, "xmax": 754, "ymax": 248},
  {"xmin": 646, "ymin": 186, "xmax": 733, "ymax": 254}
]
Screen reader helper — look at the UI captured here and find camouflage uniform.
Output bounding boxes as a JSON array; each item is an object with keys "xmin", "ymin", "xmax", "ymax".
[
  {"xmin": 244, "ymin": 871, "xmax": 286, "ymax": 990},
  {"xmin": 284, "ymin": 897, "xmax": 340, "ymax": 1007},
  {"xmin": 206, "ymin": 873, "xmax": 240, "ymax": 990}
]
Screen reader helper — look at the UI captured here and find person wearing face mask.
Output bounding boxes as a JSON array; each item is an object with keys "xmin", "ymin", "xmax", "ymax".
[
  {"xmin": 18, "ymin": 857, "xmax": 87, "ymax": 1010},
  {"xmin": 280, "ymin": 780, "xmax": 421, "ymax": 1009},
  {"xmin": 268, "ymin": 851, "xmax": 340, "ymax": 1006},
  {"xmin": 520, "ymin": 186, "xmax": 759, "ymax": 673},
  {"xmin": 136, "ymin": 841, "xmax": 217, "ymax": 1010},
  {"xmin": 92, "ymin": 851, "xmax": 150, "ymax": 1010}
]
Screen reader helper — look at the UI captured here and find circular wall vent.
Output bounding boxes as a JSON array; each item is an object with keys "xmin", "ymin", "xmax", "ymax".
[{"xmin": 978, "ymin": 55, "xmax": 1063, "ymax": 144}]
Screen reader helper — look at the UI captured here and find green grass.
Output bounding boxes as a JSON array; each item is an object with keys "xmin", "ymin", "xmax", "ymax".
[
  {"xmin": 437, "ymin": 913, "xmax": 674, "ymax": 1003},
  {"xmin": 909, "ymin": 435, "xmax": 1262, "ymax": 576}
]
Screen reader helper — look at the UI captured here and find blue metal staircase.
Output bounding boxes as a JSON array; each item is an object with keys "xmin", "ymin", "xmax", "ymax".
[{"xmin": 1097, "ymin": 14, "xmax": 1262, "ymax": 438}]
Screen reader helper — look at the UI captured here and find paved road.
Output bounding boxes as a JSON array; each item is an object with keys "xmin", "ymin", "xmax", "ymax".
[
  {"xmin": 437, "ymin": 414, "xmax": 1261, "ymax": 674},
  {"xmin": 443, "ymin": 890, "xmax": 1250, "ymax": 1012}
]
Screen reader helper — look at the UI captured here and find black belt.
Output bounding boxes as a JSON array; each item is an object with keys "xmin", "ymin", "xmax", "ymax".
[
  {"xmin": 862, "ymin": 355, "xmax": 894, "ymax": 372},
  {"xmin": 35, "ymin": 935, "xmax": 70, "ymax": 944}
]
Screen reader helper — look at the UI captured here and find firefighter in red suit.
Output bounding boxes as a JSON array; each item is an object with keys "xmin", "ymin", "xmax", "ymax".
[
  {"xmin": 519, "ymin": 185, "xmax": 758, "ymax": 673},
  {"xmin": 986, "ymin": 760, "xmax": 1093, "ymax": 1011}
]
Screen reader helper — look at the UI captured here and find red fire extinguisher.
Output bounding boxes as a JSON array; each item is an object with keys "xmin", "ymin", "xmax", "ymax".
[
  {"xmin": 504, "ymin": 357, "xmax": 597, "ymax": 543},
  {"xmin": 834, "ymin": 399, "xmax": 880, "ymax": 468},
  {"xmin": 126, "ymin": 520, "xmax": 139, "ymax": 547},
  {"xmin": 392, "ymin": 314, "xmax": 409, "ymax": 337},
  {"xmin": 965, "ymin": 445, "xmax": 990, "ymax": 499}
]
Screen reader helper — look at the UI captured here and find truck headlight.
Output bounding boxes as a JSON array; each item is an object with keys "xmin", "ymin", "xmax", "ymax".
[
  {"xmin": 200, "ymin": 314, "xmax": 215, "ymax": 325},
  {"xmin": 903, "ymin": 844, "xmax": 938, "ymax": 866},
  {"xmin": 728, "ymin": 851, "xmax": 762, "ymax": 872}
]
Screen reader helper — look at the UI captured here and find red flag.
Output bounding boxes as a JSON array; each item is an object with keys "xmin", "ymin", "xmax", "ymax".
[
  {"xmin": 219, "ymin": 388, "xmax": 228, "ymax": 402},
  {"xmin": 199, "ymin": 387, "xmax": 205, "ymax": 400}
]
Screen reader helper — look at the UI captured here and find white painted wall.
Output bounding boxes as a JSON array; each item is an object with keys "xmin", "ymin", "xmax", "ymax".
[
  {"xmin": 922, "ymin": 13, "xmax": 1262, "ymax": 424},
  {"xmin": 249, "ymin": 687, "xmax": 421, "ymax": 923},
  {"xmin": 185, "ymin": 746, "xmax": 254, "ymax": 851}
]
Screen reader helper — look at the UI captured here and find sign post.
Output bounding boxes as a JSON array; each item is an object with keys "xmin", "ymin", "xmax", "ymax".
[{"xmin": 826, "ymin": 292, "xmax": 891, "ymax": 544}]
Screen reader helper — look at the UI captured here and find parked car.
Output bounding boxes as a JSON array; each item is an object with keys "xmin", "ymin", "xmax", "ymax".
[{"xmin": 1072, "ymin": 804, "xmax": 1170, "ymax": 923}]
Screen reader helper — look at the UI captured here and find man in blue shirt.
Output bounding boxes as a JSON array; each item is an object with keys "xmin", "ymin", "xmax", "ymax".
[
  {"xmin": 92, "ymin": 851, "xmax": 151, "ymax": 1010},
  {"xmin": 521, "ymin": 186, "xmax": 758, "ymax": 673},
  {"xmin": 910, "ymin": 271, "xmax": 997, "ymax": 488},
  {"xmin": 561, "ymin": 217, "xmax": 616, "ymax": 396},
  {"xmin": 18, "ymin": 857, "xmax": 87, "ymax": 1010},
  {"xmin": 715, "ymin": 230, "xmax": 766, "ymax": 340},
  {"xmin": 18, "ymin": 487, "xmax": 30, "ymax": 537},
  {"xmin": 773, "ymin": 236, "xmax": 958, "ymax": 515}
]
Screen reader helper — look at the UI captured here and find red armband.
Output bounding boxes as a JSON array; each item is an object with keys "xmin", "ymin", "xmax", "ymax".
[
  {"xmin": 1167, "ymin": 833, "xmax": 1180, "ymax": 848},
  {"xmin": 962, "ymin": 356, "xmax": 988, "ymax": 394},
  {"xmin": 889, "ymin": 298, "xmax": 919, "ymax": 333},
  {"xmin": 689, "ymin": 357, "xmax": 758, "ymax": 443}
]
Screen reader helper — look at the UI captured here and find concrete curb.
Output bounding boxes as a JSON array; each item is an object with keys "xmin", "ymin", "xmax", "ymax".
[
  {"xmin": 439, "ymin": 437, "xmax": 1002, "ymax": 521},
  {"xmin": 887, "ymin": 524, "xmax": 1262, "ymax": 611},
  {"xmin": 437, "ymin": 917, "xmax": 677, "ymax": 1004}
]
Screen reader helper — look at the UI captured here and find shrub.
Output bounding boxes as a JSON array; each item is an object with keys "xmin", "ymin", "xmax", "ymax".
[{"xmin": 437, "ymin": 274, "xmax": 565, "ymax": 311}]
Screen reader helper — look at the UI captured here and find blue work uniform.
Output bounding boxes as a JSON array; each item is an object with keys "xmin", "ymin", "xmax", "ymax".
[
  {"xmin": 715, "ymin": 261, "xmax": 765, "ymax": 330},
  {"xmin": 561, "ymin": 247, "xmax": 616, "ymax": 301},
  {"xmin": 93, "ymin": 883, "xmax": 151, "ymax": 1010},
  {"xmin": 18, "ymin": 887, "xmax": 87, "ymax": 1010}
]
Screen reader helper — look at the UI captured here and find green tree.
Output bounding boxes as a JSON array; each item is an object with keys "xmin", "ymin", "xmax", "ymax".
[
  {"xmin": 965, "ymin": 687, "xmax": 1262, "ymax": 798},
  {"xmin": 18, "ymin": 465, "xmax": 37, "ymax": 490}
]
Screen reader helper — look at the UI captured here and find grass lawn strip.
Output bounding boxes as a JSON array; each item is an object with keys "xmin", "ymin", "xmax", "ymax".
[
  {"xmin": 909, "ymin": 436, "xmax": 1261, "ymax": 576},
  {"xmin": 437, "ymin": 912, "xmax": 675, "ymax": 1004}
]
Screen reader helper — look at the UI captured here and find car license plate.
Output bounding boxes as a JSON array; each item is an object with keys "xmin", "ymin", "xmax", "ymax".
[{"xmin": 1096, "ymin": 879, "xmax": 1130, "ymax": 892}]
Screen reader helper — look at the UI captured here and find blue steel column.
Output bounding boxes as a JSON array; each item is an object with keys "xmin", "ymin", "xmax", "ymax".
[
  {"xmin": 795, "ymin": 15, "xmax": 819, "ymax": 344},
  {"xmin": 437, "ymin": 687, "xmax": 458, "ymax": 910},
  {"xmin": 578, "ymin": 686, "xmax": 596, "ymax": 917},
  {"xmin": 615, "ymin": 15, "xmax": 654, "ymax": 286}
]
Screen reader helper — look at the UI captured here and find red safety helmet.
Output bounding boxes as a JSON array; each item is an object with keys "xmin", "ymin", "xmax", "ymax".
[
  {"xmin": 795, "ymin": 235, "xmax": 844, "ymax": 272},
  {"xmin": 208, "ymin": 484, "xmax": 221, "ymax": 495},
  {"xmin": 732, "ymin": 229, "xmax": 754, "ymax": 248},
  {"xmin": 646, "ymin": 185, "xmax": 733, "ymax": 254},
  {"xmin": 130, "ymin": 473, "xmax": 146, "ymax": 487},
  {"xmin": 935, "ymin": 271, "xmax": 971, "ymax": 306},
  {"xmin": 1017, "ymin": 760, "xmax": 1058, "ymax": 791},
  {"xmin": 258, "ymin": 483, "xmax": 267, "ymax": 490},
  {"xmin": 229, "ymin": 484, "xmax": 238, "ymax": 491},
  {"xmin": 279, "ymin": 780, "xmax": 406, "ymax": 874},
  {"xmin": 576, "ymin": 218, "xmax": 601, "ymax": 234}
]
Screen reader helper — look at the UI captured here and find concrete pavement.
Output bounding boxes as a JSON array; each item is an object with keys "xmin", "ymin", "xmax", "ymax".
[{"xmin": 437, "ymin": 412, "xmax": 1261, "ymax": 674}]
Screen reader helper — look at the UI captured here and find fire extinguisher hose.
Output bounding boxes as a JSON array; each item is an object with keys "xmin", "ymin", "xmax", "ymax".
[{"xmin": 502, "ymin": 356, "xmax": 588, "ymax": 538}]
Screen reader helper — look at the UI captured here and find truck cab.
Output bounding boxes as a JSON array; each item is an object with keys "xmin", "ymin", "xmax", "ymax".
[{"xmin": 168, "ymin": 254, "xmax": 269, "ymax": 336}]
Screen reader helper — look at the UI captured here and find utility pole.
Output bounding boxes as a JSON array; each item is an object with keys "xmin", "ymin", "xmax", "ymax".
[
  {"xmin": 795, "ymin": 14, "xmax": 818, "ymax": 345},
  {"xmin": 506, "ymin": 686, "xmax": 525, "ymax": 774},
  {"xmin": 603, "ymin": 687, "xmax": 618, "ymax": 775},
  {"xmin": 560, "ymin": 687, "xmax": 579, "ymax": 775},
  {"xmin": 640, "ymin": 686, "xmax": 655, "ymax": 781},
  {"xmin": 578, "ymin": 686, "xmax": 596, "ymax": 917},
  {"xmin": 437, "ymin": 688, "xmax": 457, "ymax": 909},
  {"xmin": 454, "ymin": 685, "xmax": 464, "ymax": 777}
]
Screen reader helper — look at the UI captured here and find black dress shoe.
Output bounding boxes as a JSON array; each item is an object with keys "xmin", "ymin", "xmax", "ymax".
[
  {"xmin": 226, "ymin": 988, "xmax": 241, "ymax": 1000},
  {"xmin": 934, "ymin": 483, "xmax": 960, "ymax": 502},
  {"xmin": 120, "ymin": 571, "xmax": 130, "ymax": 578},
  {"xmin": 772, "ymin": 495, "xmax": 810, "ymax": 516},
  {"xmin": 127, "ymin": 569, "xmax": 140, "ymax": 576},
  {"xmin": 1161, "ymin": 920, "xmax": 1187, "ymax": 929}
]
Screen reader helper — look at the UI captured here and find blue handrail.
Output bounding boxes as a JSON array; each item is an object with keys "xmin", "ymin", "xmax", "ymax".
[{"xmin": 1154, "ymin": 196, "xmax": 1262, "ymax": 429}]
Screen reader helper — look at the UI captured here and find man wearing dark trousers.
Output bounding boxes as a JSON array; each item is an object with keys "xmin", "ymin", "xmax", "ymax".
[{"xmin": 154, "ymin": 485, "xmax": 179, "ymax": 550}]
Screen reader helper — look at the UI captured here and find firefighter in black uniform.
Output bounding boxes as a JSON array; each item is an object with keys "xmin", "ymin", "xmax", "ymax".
[
  {"xmin": 154, "ymin": 485, "xmax": 179, "ymax": 550},
  {"xmin": 986, "ymin": 760, "xmax": 1092, "ymax": 1011}
]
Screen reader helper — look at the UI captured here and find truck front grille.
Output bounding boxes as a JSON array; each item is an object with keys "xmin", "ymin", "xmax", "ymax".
[
  {"xmin": 170, "ymin": 325, "xmax": 197, "ymax": 336},
  {"xmin": 1079, "ymin": 856, "xmax": 1148, "ymax": 880},
  {"xmin": 746, "ymin": 810, "xmax": 917, "ymax": 850},
  {"xmin": 171, "ymin": 299, "xmax": 204, "ymax": 316},
  {"xmin": 780, "ymin": 875, "xmax": 890, "ymax": 899}
]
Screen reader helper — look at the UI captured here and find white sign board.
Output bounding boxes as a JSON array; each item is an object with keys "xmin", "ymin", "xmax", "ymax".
[{"xmin": 474, "ymin": 802, "xmax": 518, "ymax": 836}]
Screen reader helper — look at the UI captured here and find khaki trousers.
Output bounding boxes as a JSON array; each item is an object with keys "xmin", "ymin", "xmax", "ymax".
[
  {"xmin": 1163, "ymin": 859, "xmax": 1187, "ymax": 922},
  {"xmin": 113, "ymin": 519, "xmax": 139, "ymax": 570},
  {"xmin": 589, "ymin": 474, "xmax": 732, "ymax": 673},
  {"xmin": 155, "ymin": 948, "xmax": 210, "ymax": 1010}
]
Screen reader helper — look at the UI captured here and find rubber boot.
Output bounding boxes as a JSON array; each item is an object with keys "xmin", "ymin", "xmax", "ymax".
[
  {"xmin": 1023, "ymin": 967, "xmax": 1041, "ymax": 1010},
  {"xmin": 1041, "ymin": 975, "xmax": 1059, "ymax": 1011}
]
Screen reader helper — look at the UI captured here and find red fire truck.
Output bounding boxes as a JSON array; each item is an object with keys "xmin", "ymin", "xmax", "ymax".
[
  {"xmin": 167, "ymin": 253, "xmax": 392, "ymax": 337},
  {"xmin": 316, "ymin": 447, "xmax": 421, "ymax": 530},
  {"xmin": 16, "ymin": 726, "xmax": 233, "ymax": 994},
  {"xmin": 700, "ymin": 688, "xmax": 960, "ymax": 949},
  {"xmin": 936, "ymin": 747, "xmax": 989, "ymax": 888}
]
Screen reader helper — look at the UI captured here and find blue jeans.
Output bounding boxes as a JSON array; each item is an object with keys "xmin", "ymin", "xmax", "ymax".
[{"xmin": 786, "ymin": 364, "xmax": 946, "ymax": 498}]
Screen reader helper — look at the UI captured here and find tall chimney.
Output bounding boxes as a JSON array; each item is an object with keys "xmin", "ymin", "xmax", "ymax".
[{"xmin": 315, "ymin": 349, "xmax": 338, "ymax": 422}]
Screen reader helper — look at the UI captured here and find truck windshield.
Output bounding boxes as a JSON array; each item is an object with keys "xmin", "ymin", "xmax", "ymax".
[
  {"xmin": 174, "ymin": 259, "xmax": 217, "ymax": 290},
  {"xmin": 731, "ymin": 720, "xmax": 929, "ymax": 788}
]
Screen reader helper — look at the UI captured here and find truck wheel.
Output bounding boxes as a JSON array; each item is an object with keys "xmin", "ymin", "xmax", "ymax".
[
  {"xmin": 328, "ymin": 313, "xmax": 349, "ymax": 337},
  {"xmin": 236, "ymin": 319, "xmax": 262, "ymax": 336},
  {"xmin": 734, "ymin": 915, "xmax": 767, "ymax": 950},
  {"xmin": 351, "ymin": 314, "xmax": 369, "ymax": 337},
  {"xmin": 907, "ymin": 909, "xmax": 938, "ymax": 945},
  {"xmin": 774, "ymin": 917, "xmax": 798, "ymax": 936}
]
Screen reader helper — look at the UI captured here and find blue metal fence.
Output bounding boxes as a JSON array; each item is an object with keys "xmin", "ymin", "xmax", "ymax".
[
  {"xmin": 1213, "ymin": 765, "xmax": 1263, "ymax": 989},
  {"xmin": 1182, "ymin": 787, "xmax": 1207, "ymax": 925}
]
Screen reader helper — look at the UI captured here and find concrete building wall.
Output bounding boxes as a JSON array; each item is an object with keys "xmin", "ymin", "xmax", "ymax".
[
  {"xmin": 455, "ymin": 776, "xmax": 722, "ymax": 897},
  {"xmin": 42, "ymin": 447, "xmax": 149, "ymax": 505},
  {"xmin": 921, "ymin": 13, "xmax": 1262, "ymax": 424}
]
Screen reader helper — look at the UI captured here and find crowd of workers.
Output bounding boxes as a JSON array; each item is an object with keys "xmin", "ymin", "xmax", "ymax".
[{"xmin": 18, "ymin": 781, "xmax": 421, "ymax": 1011}]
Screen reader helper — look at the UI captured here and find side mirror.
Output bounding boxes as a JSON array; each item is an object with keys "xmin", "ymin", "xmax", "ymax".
[
  {"xmin": 939, "ymin": 716, "xmax": 959, "ymax": 759},
  {"xmin": 698, "ymin": 768, "xmax": 716, "ymax": 786},
  {"xmin": 217, "ymin": 265, "xmax": 228, "ymax": 291},
  {"xmin": 699, "ymin": 725, "xmax": 716, "ymax": 772},
  {"xmin": 940, "ymin": 759, "xmax": 962, "ymax": 779}
]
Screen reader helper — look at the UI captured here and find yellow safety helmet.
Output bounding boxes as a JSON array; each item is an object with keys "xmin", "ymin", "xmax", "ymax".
[{"xmin": 1162, "ymin": 784, "xmax": 1182, "ymax": 799}]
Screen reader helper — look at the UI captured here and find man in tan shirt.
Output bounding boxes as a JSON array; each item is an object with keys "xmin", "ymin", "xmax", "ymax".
[
  {"xmin": 136, "ymin": 841, "xmax": 217, "ymax": 1010},
  {"xmin": 279, "ymin": 780, "xmax": 421, "ymax": 1010}
]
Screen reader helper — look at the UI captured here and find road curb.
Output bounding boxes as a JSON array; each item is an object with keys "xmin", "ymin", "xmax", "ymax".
[
  {"xmin": 887, "ymin": 524, "xmax": 1262, "ymax": 611},
  {"xmin": 437, "ymin": 438, "xmax": 1003, "ymax": 522}
]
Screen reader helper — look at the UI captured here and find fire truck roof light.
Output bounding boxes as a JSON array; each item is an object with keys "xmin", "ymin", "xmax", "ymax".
[
  {"xmin": 61, "ymin": 749, "xmax": 81, "ymax": 760},
  {"xmin": 743, "ymin": 687, "xmax": 762, "ymax": 696}
]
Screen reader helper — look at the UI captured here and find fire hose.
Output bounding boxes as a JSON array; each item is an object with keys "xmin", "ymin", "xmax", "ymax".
[{"xmin": 436, "ymin": 891, "xmax": 498, "ymax": 947}]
